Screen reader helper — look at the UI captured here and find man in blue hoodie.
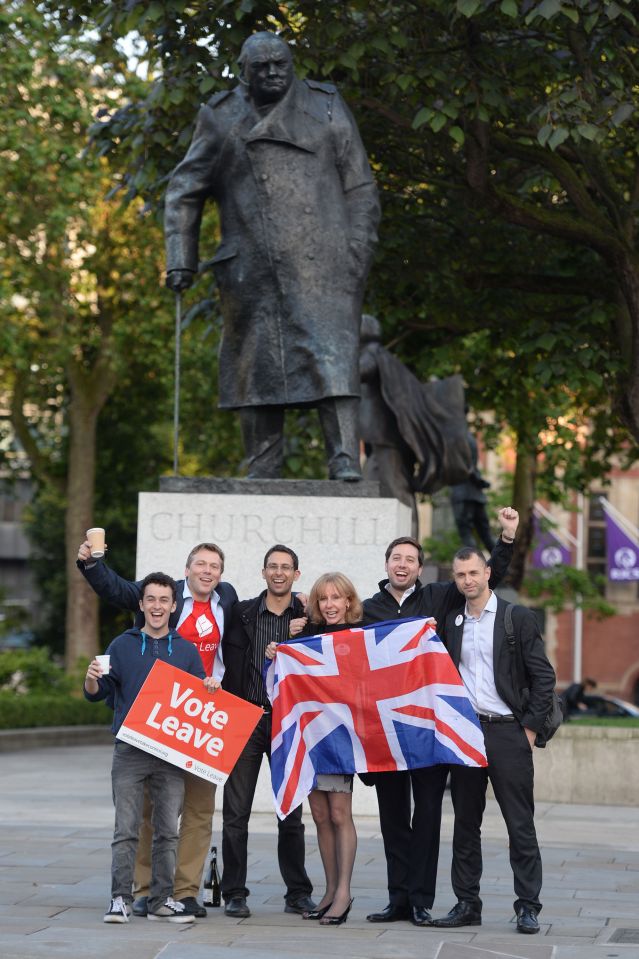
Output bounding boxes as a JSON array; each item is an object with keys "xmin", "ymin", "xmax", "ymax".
[
  {"xmin": 84, "ymin": 572, "xmax": 217, "ymax": 924},
  {"xmin": 77, "ymin": 539, "xmax": 237, "ymax": 917}
]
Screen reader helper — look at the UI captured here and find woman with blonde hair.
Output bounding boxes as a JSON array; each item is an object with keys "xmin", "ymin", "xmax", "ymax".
[{"xmin": 267, "ymin": 572, "xmax": 363, "ymax": 925}]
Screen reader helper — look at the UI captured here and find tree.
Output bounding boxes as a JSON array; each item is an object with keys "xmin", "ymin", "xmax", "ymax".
[
  {"xmin": 292, "ymin": 0, "xmax": 639, "ymax": 576},
  {"xmin": 0, "ymin": 2, "xmax": 176, "ymax": 665}
]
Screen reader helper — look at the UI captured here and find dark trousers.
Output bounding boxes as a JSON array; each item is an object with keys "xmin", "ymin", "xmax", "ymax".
[
  {"xmin": 449, "ymin": 722, "xmax": 542, "ymax": 914},
  {"xmin": 221, "ymin": 713, "xmax": 312, "ymax": 903},
  {"xmin": 239, "ymin": 397, "xmax": 359, "ymax": 479},
  {"xmin": 373, "ymin": 765, "xmax": 449, "ymax": 908}
]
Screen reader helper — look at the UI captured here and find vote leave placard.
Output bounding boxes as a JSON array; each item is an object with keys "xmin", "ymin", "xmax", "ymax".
[{"xmin": 116, "ymin": 660, "xmax": 263, "ymax": 785}]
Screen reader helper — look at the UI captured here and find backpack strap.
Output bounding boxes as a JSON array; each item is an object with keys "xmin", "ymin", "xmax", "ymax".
[{"xmin": 504, "ymin": 602, "xmax": 524, "ymax": 708}]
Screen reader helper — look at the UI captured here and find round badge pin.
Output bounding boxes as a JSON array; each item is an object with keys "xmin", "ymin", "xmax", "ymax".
[{"xmin": 455, "ymin": 614, "xmax": 463, "ymax": 626}]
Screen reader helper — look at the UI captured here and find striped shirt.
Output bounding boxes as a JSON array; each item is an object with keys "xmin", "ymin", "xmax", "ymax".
[{"xmin": 246, "ymin": 595, "xmax": 296, "ymax": 708}]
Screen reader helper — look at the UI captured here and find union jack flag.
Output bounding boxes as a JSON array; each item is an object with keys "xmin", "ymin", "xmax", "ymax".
[{"xmin": 267, "ymin": 617, "xmax": 487, "ymax": 819}]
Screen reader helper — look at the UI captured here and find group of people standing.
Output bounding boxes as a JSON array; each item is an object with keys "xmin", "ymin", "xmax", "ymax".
[{"xmin": 80, "ymin": 502, "xmax": 556, "ymax": 936}]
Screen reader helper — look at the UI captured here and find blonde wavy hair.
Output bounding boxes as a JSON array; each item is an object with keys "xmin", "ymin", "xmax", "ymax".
[{"xmin": 307, "ymin": 572, "xmax": 363, "ymax": 626}]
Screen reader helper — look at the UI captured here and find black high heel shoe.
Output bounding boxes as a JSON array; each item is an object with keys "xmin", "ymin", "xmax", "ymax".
[
  {"xmin": 319, "ymin": 898, "xmax": 354, "ymax": 926},
  {"xmin": 303, "ymin": 902, "xmax": 333, "ymax": 920}
]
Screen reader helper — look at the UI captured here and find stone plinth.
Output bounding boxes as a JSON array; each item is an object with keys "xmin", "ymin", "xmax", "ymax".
[
  {"xmin": 159, "ymin": 476, "xmax": 382, "ymax": 497},
  {"xmin": 137, "ymin": 478, "xmax": 411, "ymax": 599}
]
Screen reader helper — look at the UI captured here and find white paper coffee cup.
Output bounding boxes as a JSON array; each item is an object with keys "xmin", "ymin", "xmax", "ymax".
[
  {"xmin": 96, "ymin": 654, "xmax": 110, "ymax": 675},
  {"xmin": 87, "ymin": 527, "xmax": 105, "ymax": 559}
]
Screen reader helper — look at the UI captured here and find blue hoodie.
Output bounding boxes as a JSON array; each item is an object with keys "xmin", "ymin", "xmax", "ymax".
[{"xmin": 84, "ymin": 627, "xmax": 206, "ymax": 734}]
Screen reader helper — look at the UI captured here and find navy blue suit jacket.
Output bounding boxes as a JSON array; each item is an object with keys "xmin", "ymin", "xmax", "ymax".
[{"xmin": 77, "ymin": 558, "xmax": 237, "ymax": 632}]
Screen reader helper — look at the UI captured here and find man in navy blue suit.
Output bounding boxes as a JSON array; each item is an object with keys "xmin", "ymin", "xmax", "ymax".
[{"xmin": 77, "ymin": 540, "xmax": 237, "ymax": 919}]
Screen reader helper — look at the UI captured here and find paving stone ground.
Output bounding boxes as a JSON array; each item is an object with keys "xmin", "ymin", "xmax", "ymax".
[{"xmin": 2, "ymin": 744, "xmax": 639, "ymax": 959}]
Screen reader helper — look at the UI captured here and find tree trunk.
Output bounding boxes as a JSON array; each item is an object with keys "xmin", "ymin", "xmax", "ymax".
[
  {"xmin": 509, "ymin": 435, "xmax": 537, "ymax": 590},
  {"xmin": 64, "ymin": 393, "xmax": 101, "ymax": 670},
  {"xmin": 63, "ymin": 352, "xmax": 117, "ymax": 670},
  {"xmin": 613, "ymin": 252, "xmax": 639, "ymax": 443}
]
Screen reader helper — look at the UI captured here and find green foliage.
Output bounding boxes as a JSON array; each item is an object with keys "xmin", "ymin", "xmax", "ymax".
[
  {"xmin": 524, "ymin": 566, "xmax": 616, "ymax": 618},
  {"xmin": 0, "ymin": 692, "xmax": 112, "ymax": 728},
  {"xmin": 422, "ymin": 528, "xmax": 463, "ymax": 565},
  {"xmin": 0, "ymin": 647, "xmax": 111, "ymax": 728},
  {"xmin": 283, "ymin": 410, "xmax": 329, "ymax": 478},
  {"xmin": 20, "ymin": 486, "xmax": 67, "ymax": 655},
  {"xmin": 567, "ymin": 716, "xmax": 639, "ymax": 727},
  {"xmin": 0, "ymin": 647, "xmax": 73, "ymax": 695},
  {"xmin": 0, "ymin": 585, "xmax": 28, "ymax": 636},
  {"xmin": 42, "ymin": 0, "xmax": 290, "ymax": 203}
]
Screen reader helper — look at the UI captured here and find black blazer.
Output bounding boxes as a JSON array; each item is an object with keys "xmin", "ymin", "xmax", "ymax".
[
  {"xmin": 221, "ymin": 591, "xmax": 305, "ymax": 701},
  {"xmin": 444, "ymin": 596, "xmax": 556, "ymax": 734}
]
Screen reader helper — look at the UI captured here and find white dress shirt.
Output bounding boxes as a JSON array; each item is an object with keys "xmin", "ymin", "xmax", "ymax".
[
  {"xmin": 385, "ymin": 582, "xmax": 417, "ymax": 606},
  {"xmin": 458, "ymin": 590, "xmax": 511, "ymax": 716}
]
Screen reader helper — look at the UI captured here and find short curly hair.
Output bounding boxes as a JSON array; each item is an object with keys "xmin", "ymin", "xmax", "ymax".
[{"xmin": 139, "ymin": 572, "xmax": 177, "ymax": 603}]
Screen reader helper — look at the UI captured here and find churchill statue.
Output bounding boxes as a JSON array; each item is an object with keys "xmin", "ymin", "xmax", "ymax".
[{"xmin": 164, "ymin": 31, "xmax": 380, "ymax": 480}]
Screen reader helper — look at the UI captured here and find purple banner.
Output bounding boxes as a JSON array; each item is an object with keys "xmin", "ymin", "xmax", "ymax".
[
  {"xmin": 530, "ymin": 516, "xmax": 571, "ymax": 569},
  {"xmin": 604, "ymin": 510, "xmax": 639, "ymax": 581}
]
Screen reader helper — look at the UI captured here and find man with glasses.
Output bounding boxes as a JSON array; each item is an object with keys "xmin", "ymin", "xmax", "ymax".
[
  {"xmin": 219, "ymin": 544, "xmax": 315, "ymax": 918},
  {"xmin": 77, "ymin": 540, "xmax": 237, "ymax": 918}
]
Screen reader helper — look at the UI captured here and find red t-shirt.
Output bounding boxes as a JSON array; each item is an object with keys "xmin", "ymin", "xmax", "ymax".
[{"xmin": 178, "ymin": 600, "xmax": 221, "ymax": 676}]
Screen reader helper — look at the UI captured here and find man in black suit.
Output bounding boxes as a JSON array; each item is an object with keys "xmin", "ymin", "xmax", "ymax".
[
  {"xmin": 362, "ymin": 507, "xmax": 519, "ymax": 927},
  {"xmin": 77, "ymin": 540, "xmax": 237, "ymax": 918},
  {"xmin": 432, "ymin": 546, "xmax": 556, "ymax": 935}
]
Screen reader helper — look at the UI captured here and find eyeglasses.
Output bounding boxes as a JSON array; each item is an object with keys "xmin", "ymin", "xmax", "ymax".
[{"xmin": 265, "ymin": 564, "xmax": 295, "ymax": 573}]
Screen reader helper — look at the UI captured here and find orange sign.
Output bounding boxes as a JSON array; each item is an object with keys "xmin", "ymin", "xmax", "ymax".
[{"xmin": 116, "ymin": 660, "xmax": 262, "ymax": 784}]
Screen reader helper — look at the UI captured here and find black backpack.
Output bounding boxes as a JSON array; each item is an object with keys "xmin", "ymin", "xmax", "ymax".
[{"xmin": 504, "ymin": 603, "xmax": 565, "ymax": 748}]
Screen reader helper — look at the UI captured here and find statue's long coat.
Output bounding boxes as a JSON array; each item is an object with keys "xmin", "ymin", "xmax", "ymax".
[{"xmin": 165, "ymin": 77, "xmax": 380, "ymax": 409}]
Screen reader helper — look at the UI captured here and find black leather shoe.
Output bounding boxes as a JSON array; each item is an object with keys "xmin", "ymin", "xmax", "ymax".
[
  {"xmin": 224, "ymin": 896, "xmax": 251, "ymax": 918},
  {"xmin": 516, "ymin": 906, "xmax": 539, "ymax": 934},
  {"xmin": 432, "ymin": 901, "xmax": 482, "ymax": 927},
  {"xmin": 285, "ymin": 895, "xmax": 317, "ymax": 915},
  {"xmin": 131, "ymin": 897, "xmax": 148, "ymax": 917},
  {"xmin": 179, "ymin": 896, "xmax": 207, "ymax": 918},
  {"xmin": 366, "ymin": 903, "xmax": 411, "ymax": 922},
  {"xmin": 410, "ymin": 905, "xmax": 433, "ymax": 926}
]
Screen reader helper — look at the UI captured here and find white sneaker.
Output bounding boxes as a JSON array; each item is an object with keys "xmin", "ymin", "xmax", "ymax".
[
  {"xmin": 103, "ymin": 896, "xmax": 131, "ymax": 923},
  {"xmin": 147, "ymin": 896, "xmax": 195, "ymax": 923}
]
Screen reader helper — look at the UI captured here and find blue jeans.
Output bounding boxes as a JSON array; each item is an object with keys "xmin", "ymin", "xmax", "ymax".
[{"xmin": 110, "ymin": 742, "xmax": 185, "ymax": 911}]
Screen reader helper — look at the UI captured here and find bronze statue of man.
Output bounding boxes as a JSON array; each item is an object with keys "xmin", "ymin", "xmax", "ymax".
[{"xmin": 165, "ymin": 31, "xmax": 380, "ymax": 479}]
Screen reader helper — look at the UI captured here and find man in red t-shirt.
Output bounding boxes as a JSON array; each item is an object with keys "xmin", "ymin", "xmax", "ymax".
[
  {"xmin": 77, "ymin": 540, "xmax": 237, "ymax": 918},
  {"xmin": 170, "ymin": 551, "xmax": 225, "ymax": 679}
]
